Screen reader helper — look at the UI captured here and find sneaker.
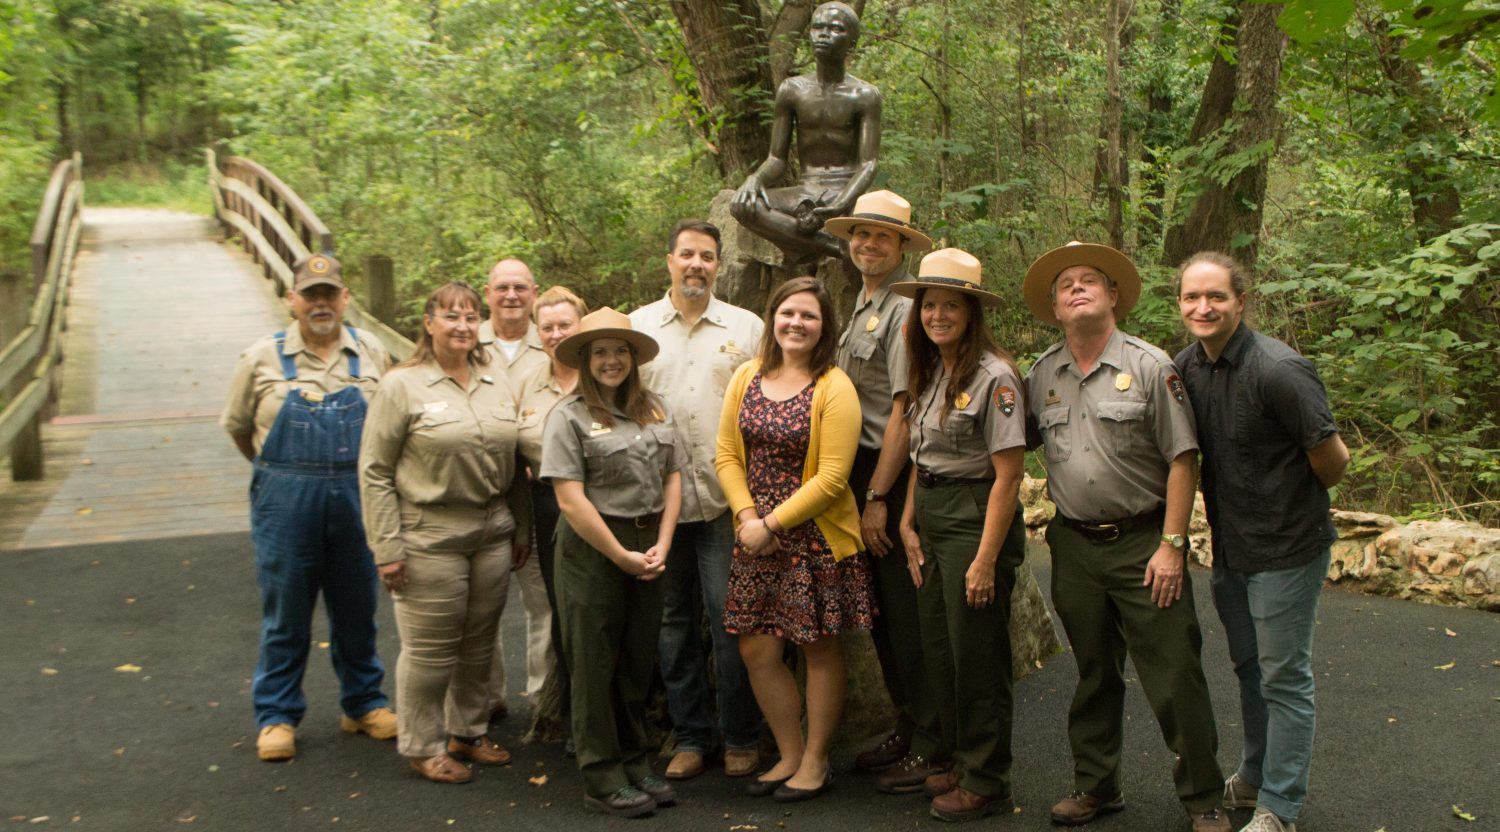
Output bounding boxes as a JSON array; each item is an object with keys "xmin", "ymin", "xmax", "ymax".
[
  {"xmin": 876, "ymin": 755, "xmax": 950, "ymax": 794},
  {"xmin": 1049, "ymin": 791, "xmax": 1125, "ymax": 826},
  {"xmin": 1240, "ymin": 807, "xmax": 1296, "ymax": 832},
  {"xmin": 447, "ymin": 734, "xmax": 512, "ymax": 766},
  {"xmin": 855, "ymin": 731, "xmax": 910, "ymax": 772},
  {"xmin": 1224, "ymin": 772, "xmax": 1259, "ymax": 809},
  {"xmin": 634, "ymin": 775, "xmax": 677, "ymax": 807},
  {"xmin": 1192, "ymin": 807, "xmax": 1233, "ymax": 832},
  {"xmin": 583, "ymin": 785, "xmax": 656, "ymax": 818},
  {"xmin": 256, "ymin": 724, "xmax": 295, "ymax": 761},
  {"xmin": 340, "ymin": 707, "xmax": 397, "ymax": 740}
]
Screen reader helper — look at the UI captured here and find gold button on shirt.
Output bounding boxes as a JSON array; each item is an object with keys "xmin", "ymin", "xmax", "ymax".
[{"xmin": 358, "ymin": 361, "xmax": 528, "ymax": 564}]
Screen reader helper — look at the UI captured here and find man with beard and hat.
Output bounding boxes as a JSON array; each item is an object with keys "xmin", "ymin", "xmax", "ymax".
[
  {"xmin": 1021, "ymin": 242, "xmax": 1230, "ymax": 831},
  {"xmin": 222, "ymin": 253, "xmax": 396, "ymax": 762},
  {"xmin": 629, "ymin": 220, "xmax": 766, "ymax": 780}
]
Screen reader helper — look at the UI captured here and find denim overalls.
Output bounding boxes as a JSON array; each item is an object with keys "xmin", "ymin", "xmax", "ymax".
[{"xmin": 249, "ymin": 328, "xmax": 387, "ymax": 727}]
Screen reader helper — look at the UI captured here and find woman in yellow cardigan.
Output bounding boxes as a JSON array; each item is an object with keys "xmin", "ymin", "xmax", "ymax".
[{"xmin": 714, "ymin": 276, "xmax": 872, "ymax": 803}]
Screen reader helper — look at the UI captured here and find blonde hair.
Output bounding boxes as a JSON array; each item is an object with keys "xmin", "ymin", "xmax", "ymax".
[{"xmin": 532, "ymin": 285, "xmax": 588, "ymax": 322}]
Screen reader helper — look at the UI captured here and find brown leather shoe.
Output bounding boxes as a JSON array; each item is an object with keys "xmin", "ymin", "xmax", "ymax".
[
  {"xmin": 256, "ymin": 724, "xmax": 295, "ymax": 761},
  {"xmin": 339, "ymin": 707, "xmax": 397, "ymax": 740},
  {"xmin": 410, "ymin": 752, "xmax": 472, "ymax": 784},
  {"xmin": 1049, "ymin": 791, "xmax": 1126, "ymax": 826},
  {"xmin": 876, "ymin": 755, "xmax": 950, "ymax": 794},
  {"xmin": 447, "ymin": 735, "xmax": 512, "ymax": 766},
  {"xmin": 1191, "ymin": 807, "xmax": 1232, "ymax": 832},
  {"xmin": 923, "ymin": 770, "xmax": 960, "ymax": 799},
  {"xmin": 724, "ymin": 748, "xmax": 759, "ymax": 777},
  {"xmin": 665, "ymin": 750, "xmax": 704, "ymax": 780},
  {"xmin": 855, "ymin": 731, "xmax": 910, "ymax": 772},
  {"xmin": 930, "ymin": 787, "xmax": 1014, "ymax": 822}
]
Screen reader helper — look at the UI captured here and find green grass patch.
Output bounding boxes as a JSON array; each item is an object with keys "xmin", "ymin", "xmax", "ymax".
[{"xmin": 87, "ymin": 161, "xmax": 213, "ymax": 215}]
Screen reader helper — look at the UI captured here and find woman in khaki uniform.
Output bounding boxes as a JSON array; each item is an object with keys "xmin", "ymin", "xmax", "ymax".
[
  {"xmin": 359, "ymin": 283, "xmax": 531, "ymax": 784},
  {"xmin": 894, "ymin": 249, "xmax": 1028, "ymax": 822},
  {"xmin": 539, "ymin": 308, "xmax": 682, "ymax": 818}
]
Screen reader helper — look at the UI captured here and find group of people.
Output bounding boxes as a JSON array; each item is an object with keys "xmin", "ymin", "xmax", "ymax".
[{"xmin": 222, "ymin": 188, "xmax": 1348, "ymax": 832}]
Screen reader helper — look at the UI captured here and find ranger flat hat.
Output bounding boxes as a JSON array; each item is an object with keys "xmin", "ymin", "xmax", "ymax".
[
  {"xmin": 822, "ymin": 190, "xmax": 934, "ymax": 252},
  {"xmin": 1022, "ymin": 241, "xmax": 1141, "ymax": 326},
  {"xmin": 555, "ymin": 307, "xmax": 660, "ymax": 369},
  {"xmin": 889, "ymin": 247, "xmax": 1002, "ymax": 307},
  {"xmin": 292, "ymin": 253, "xmax": 345, "ymax": 291}
]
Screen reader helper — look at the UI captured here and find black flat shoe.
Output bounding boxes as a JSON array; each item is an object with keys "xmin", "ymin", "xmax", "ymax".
[
  {"xmin": 746, "ymin": 772, "xmax": 792, "ymax": 797},
  {"xmin": 773, "ymin": 772, "xmax": 833, "ymax": 803}
]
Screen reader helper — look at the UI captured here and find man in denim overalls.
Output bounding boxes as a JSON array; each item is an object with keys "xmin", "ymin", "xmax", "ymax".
[{"xmin": 222, "ymin": 254, "xmax": 396, "ymax": 761}]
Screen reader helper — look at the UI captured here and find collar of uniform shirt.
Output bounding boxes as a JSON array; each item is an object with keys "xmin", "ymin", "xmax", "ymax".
[
  {"xmin": 1053, "ymin": 328, "xmax": 1128, "ymax": 376},
  {"xmin": 652, "ymin": 291, "xmax": 729, "ymax": 328}
]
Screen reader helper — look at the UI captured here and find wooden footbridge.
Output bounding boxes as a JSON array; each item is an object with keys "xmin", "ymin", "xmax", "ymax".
[{"xmin": 0, "ymin": 153, "xmax": 409, "ymax": 550}]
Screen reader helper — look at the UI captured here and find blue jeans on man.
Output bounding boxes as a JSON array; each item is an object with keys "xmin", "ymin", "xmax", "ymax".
[
  {"xmin": 1211, "ymin": 547, "xmax": 1331, "ymax": 822},
  {"xmin": 658, "ymin": 513, "xmax": 762, "ymax": 754}
]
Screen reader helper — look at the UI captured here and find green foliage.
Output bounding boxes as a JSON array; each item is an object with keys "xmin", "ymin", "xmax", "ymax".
[
  {"xmin": 0, "ymin": 0, "xmax": 60, "ymax": 275},
  {"xmin": 87, "ymin": 160, "xmax": 210, "ymax": 214}
]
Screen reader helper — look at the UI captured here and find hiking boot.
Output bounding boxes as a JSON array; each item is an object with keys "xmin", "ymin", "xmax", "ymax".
[
  {"xmin": 665, "ymin": 750, "xmax": 704, "ymax": 780},
  {"xmin": 1224, "ymin": 772, "xmax": 1259, "ymax": 809},
  {"xmin": 1239, "ymin": 807, "xmax": 1297, "ymax": 832},
  {"xmin": 447, "ymin": 735, "xmax": 512, "ymax": 766},
  {"xmin": 1192, "ymin": 807, "xmax": 1232, "ymax": 832},
  {"xmin": 257, "ymin": 724, "xmax": 295, "ymax": 761},
  {"xmin": 339, "ymin": 707, "xmax": 397, "ymax": 740},
  {"xmin": 410, "ymin": 752, "xmax": 472, "ymax": 784},
  {"xmin": 634, "ymin": 775, "xmax": 677, "ymax": 807},
  {"xmin": 876, "ymin": 754, "xmax": 949, "ymax": 794},
  {"xmin": 855, "ymin": 731, "xmax": 910, "ymax": 772},
  {"xmin": 1049, "ymin": 791, "xmax": 1125, "ymax": 825},
  {"xmin": 923, "ymin": 770, "xmax": 960, "ymax": 798},
  {"xmin": 930, "ymin": 787, "xmax": 1014, "ymax": 823},
  {"xmin": 583, "ymin": 786, "xmax": 655, "ymax": 818}
]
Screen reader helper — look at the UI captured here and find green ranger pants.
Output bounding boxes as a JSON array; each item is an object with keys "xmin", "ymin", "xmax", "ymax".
[
  {"xmin": 1046, "ymin": 518, "xmax": 1224, "ymax": 812},
  {"xmin": 556, "ymin": 516, "xmax": 664, "ymax": 799},
  {"xmin": 913, "ymin": 480, "xmax": 1026, "ymax": 798},
  {"xmin": 852, "ymin": 448, "xmax": 941, "ymax": 759}
]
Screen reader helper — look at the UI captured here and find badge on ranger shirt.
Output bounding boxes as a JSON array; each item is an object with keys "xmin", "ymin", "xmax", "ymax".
[
  {"xmin": 865, "ymin": 315, "xmax": 880, "ymax": 332},
  {"xmin": 994, "ymin": 385, "xmax": 1017, "ymax": 417},
  {"xmin": 720, "ymin": 340, "xmax": 742, "ymax": 355},
  {"xmin": 589, "ymin": 422, "xmax": 612, "ymax": 436},
  {"xmin": 1115, "ymin": 372, "xmax": 1133, "ymax": 392},
  {"xmin": 954, "ymin": 391, "xmax": 972, "ymax": 409},
  {"xmin": 1166, "ymin": 373, "xmax": 1187, "ymax": 403},
  {"xmin": 1045, "ymin": 389, "xmax": 1061, "ymax": 406},
  {"xmin": 423, "ymin": 400, "xmax": 449, "ymax": 413}
]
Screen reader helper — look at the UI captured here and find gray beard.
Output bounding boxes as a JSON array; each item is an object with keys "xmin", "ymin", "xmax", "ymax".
[
  {"xmin": 680, "ymin": 284, "xmax": 707, "ymax": 300},
  {"xmin": 306, "ymin": 317, "xmax": 339, "ymax": 337}
]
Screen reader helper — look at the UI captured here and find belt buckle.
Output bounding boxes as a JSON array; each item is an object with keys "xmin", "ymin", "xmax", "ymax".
[
  {"xmin": 1095, "ymin": 523, "xmax": 1120, "ymax": 542},
  {"xmin": 634, "ymin": 515, "xmax": 651, "ymax": 528},
  {"xmin": 917, "ymin": 468, "xmax": 935, "ymax": 488}
]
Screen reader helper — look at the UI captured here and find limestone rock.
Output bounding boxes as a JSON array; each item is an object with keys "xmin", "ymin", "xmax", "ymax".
[
  {"xmin": 1332, "ymin": 510, "xmax": 1397, "ymax": 539},
  {"xmin": 1461, "ymin": 553, "xmax": 1500, "ymax": 596}
]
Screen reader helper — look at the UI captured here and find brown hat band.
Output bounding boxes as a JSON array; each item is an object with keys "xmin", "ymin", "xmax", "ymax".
[
  {"xmin": 847, "ymin": 212, "xmax": 912, "ymax": 229},
  {"xmin": 914, "ymin": 275, "xmax": 979, "ymax": 288}
]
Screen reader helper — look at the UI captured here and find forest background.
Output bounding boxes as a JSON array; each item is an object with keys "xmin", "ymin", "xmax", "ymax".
[{"xmin": 1, "ymin": 0, "xmax": 1497, "ymax": 523}]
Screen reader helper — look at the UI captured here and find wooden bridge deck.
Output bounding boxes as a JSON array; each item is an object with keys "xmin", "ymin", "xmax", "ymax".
[{"xmin": 0, "ymin": 207, "xmax": 287, "ymax": 550}]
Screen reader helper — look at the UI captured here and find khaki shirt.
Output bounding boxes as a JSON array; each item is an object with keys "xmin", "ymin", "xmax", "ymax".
[
  {"xmin": 221, "ymin": 325, "xmax": 390, "ymax": 454},
  {"xmin": 516, "ymin": 361, "xmax": 573, "ymax": 475},
  {"xmin": 479, "ymin": 319, "xmax": 548, "ymax": 386},
  {"xmin": 910, "ymin": 352, "xmax": 1026, "ymax": 479},
  {"xmin": 538, "ymin": 394, "xmax": 682, "ymax": 518},
  {"xmin": 836, "ymin": 264, "xmax": 913, "ymax": 449},
  {"xmin": 358, "ymin": 360, "xmax": 527, "ymax": 564},
  {"xmin": 1024, "ymin": 328, "xmax": 1198, "ymax": 522},
  {"xmin": 630, "ymin": 292, "xmax": 763, "ymax": 523}
]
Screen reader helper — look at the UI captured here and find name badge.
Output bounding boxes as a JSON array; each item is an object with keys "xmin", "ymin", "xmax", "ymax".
[
  {"xmin": 424, "ymin": 401, "xmax": 449, "ymax": 413},
  {"xmin": 589, "ymin": 422, "xmax": 612, "ymax": 437},
  {"xmin": 720, "ymin": 340, "xmax": 741, "ymax": 356}
]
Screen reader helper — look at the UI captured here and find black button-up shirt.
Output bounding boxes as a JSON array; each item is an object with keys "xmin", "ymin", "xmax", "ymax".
[{"xmin": 1174, "ymin": 325, "xmax": 1339, "ymax": 573}]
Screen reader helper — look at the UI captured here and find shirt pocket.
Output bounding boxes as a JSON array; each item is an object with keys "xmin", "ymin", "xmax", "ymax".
[
  {"xmin": 1096, "ymin": 399, "xmax": 1149, "ymax": 455},
  {"xmin": 415, "ymin": 408, "xmax": 462, "ymax": 432},
  {"xmin": 583, "ymin": 431, "xmax": 634, "ymax": 487},
  {"xmin": 647, "ymin": 422, "xmax": 678, "ymax": 473},
  {"xmin": 1039, "ymin": 405, "xmax": 1072, "ymax": 463},
  {"xmin": 517, "ymin": 407, "xmax": 542, "ymax": 431},
  {"xmin": 712, "ymin": 345, "xmax": 747, "ymax": 393},
  {"xmin": 943, "ymin": 406, "xmax": 980, "ymax": 454}
]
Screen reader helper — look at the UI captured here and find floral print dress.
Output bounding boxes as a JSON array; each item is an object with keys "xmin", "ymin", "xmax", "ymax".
[{"xmin": 723, "ymin": 374, "xmax": 876, "ymax": 644}]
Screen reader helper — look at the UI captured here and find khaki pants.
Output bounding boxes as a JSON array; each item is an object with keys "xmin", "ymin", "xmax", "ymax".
[
  {"xmin": 486, "ymin": 551, "xmax": 554, "ymax": 709},
  {"xmin": 391, "ymin": 501, "xmax": 515, "ymax": 758}
]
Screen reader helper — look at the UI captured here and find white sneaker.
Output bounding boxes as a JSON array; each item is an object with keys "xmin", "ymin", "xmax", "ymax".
[
  {"xmin": 1239, "ymin": 807, "xmax": 1297, "ymax": 832},
  {"xmin": 1224, "ymin": 772, "xmax": 1260, "ymax": 809}
]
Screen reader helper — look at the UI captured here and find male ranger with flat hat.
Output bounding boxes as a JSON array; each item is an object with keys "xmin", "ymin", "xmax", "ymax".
[
  {"xmin": 222, "ymin": 254, "xmax": 396, "ymax": 762},
  {"xmin": 1021, "ymin": 242, "xmax": 1230, "ymax": 831},
  {"xmin": 822, "ymin": 190, "xmax": 944, "ymax": 793}
]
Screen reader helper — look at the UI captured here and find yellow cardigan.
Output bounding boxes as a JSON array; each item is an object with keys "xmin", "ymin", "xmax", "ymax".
[{"xmin": 714, "ymin": 358, "xmax": 864, "ymax": 561}]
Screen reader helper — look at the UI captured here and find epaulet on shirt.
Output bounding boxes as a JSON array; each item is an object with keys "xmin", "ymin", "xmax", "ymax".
[
  {"xmin": 1121, "ymin": 333, "xmax": 1172, "ymax": 367},
  {"xmin": 1033, "ymin": 341, "xmax": 1066, "ymax": 365}
]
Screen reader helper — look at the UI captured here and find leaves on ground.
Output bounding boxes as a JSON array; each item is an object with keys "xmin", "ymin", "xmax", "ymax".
[
  {"xmin": 1453, "ymin": 804, "xmax": 1476, "ymax": 821},
  {"xmin": 114, "ymin": 663, "xmax": 142, "ymax": 673},
  {"xmin": 527, "ymin": 774, "xmax": 547, "ymax": 786},
  {"xmin": 1433, "ymin": 660, "xmax": 1456, "ymax": 670}
]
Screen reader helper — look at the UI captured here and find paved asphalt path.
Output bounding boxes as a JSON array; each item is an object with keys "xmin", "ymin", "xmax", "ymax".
[{"xmin": 4, "ymin": 534, "xmax": 1497, "ymax": 831}]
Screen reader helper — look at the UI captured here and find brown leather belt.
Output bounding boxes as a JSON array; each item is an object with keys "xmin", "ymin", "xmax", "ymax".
[
  {"xmin": 1057, "ymin": 506, "xmax": 1164, "ymax": 544},
  {"xmin": 601, "ymin": 512, "xmax": 660, "ymax": 529},
  {"xmin": 916, "ymin": 467, "xmax": 995, "ymax": 489}
]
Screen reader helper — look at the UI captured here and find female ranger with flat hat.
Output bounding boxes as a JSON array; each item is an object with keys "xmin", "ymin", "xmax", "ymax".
[
  {"xmin": 538, "ymin": 308, "xmax": 683, "ymax": 818},
  {"xmin": 894, "ymin": 248, "xmax": 1029, "ymax": 823}
]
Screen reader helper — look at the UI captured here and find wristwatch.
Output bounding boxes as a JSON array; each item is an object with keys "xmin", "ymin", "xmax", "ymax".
[
  {"xmin": 1160, "ymin": 533, "xmax": 1186, "ymax": 549},
  {"xmin": 865, "ymin": 488, "xmax": 886, "ymax": 503}
]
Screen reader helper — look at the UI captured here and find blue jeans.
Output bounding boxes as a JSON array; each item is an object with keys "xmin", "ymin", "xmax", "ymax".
[
  {"xmin": 658, "ymin": 513, "xmax": 762, "ymax": 751},
  {"xmin": 250, "ymin": 464, "xmax": 388, "ymax": 727},
  {"xmin": 1211, "ymin": 547, "xmax": 1331, "ymax": 822}
]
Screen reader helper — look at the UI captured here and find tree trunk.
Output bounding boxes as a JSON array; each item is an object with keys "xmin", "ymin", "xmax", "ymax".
[
  {"xmin": 1162, "ymin": 2, "xmax": 1287, "ymax": 268},
  {"xmin": 1101, "ymin": 0, "xmax": 1126, "ymax": 250},
  {"xmin": 669, "ymin": 0, "xmax": 775, "ymax": 180}
]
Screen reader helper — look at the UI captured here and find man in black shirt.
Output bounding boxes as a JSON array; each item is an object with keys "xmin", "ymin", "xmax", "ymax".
[{"xmin": 1174, "ymin": 252, "xmax": 1350, "ymax": 832}]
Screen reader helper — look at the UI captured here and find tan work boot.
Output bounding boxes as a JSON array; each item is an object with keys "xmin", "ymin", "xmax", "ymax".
[
  {"xmin": 1049, "ymin": 791, "xmax": 1125, "ymax": 825},
  {"xmin": 665, "ymin": 750, "xmax": 704, "ymax": 780},
  {"xmin": 257, "ymin": 724, "xmax": 295, "ymax": 761},
  {"xmin": 724, "ymin": 748, "xmax": 760, "ymax": 778},
  {"xmin": 340, "ymin": 706, "xmax": 397, "ymax": 740}
]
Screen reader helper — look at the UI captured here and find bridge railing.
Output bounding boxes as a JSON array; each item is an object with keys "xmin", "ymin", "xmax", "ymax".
[
  {"xmin": 0, "ymin": 153, "xmax": 85, "ymax": 481},
  {"xmin": 206, "ymin": 149, "xmax": 413, "ymax": 360}
]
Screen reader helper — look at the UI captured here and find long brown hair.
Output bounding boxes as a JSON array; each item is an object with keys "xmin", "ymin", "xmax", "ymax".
[
  {"xmin": 904, "ymin": 287, "xmax": 1023, "ymax": 423},
  {"xmin": 399, "ymin": 282, "xmax": 491, "ymax": 370},
  {"xmin": 757, "ymin": 276, "xmax": 839, "ymax": 379},
  {"xmin": 576, "ymin": 340, "xmax": 664, "ymax": 428}
]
